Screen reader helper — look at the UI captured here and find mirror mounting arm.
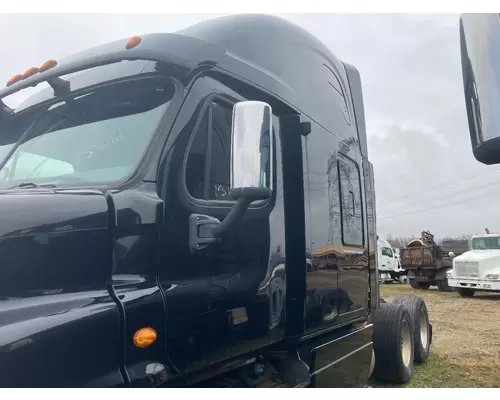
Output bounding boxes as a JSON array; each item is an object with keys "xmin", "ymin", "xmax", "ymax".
[
  {"xmin": 211, "ymin": 188, "xmax": 271, "ymax": 238},
  {"xmin": 189, "ymin": 188, "xmax": 271, "ymax": 253}
]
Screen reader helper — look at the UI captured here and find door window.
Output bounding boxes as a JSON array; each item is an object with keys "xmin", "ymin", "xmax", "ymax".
[
  {"xmin": 338, "ymin": 155, "xmax": 364, "ymax": 246},
  {"xmin": 185, "ymin": 100, "xmax": 233, "ymax": 201}
]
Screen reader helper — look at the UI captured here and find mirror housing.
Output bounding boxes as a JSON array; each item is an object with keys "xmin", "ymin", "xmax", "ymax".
[
  {"xmin": 448, "ymin": 251, "xmax": 456, "ymax": 258},
  {"xmin": 230, "ymin": 100, "xmax": 273, "ymax": 200},
  {"xmin": 460, "ymin": 14, "xmax": 500, "ymax": 164}
]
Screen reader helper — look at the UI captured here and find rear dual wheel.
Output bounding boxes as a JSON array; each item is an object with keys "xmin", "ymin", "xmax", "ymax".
[
  {"xmin": 371, "ymin": 302, "xmax": 414, "ymax": 384},
  {"xmin": 371, "ymin": 296, "xmax": 432, "ymax": 384},
  {"xmin": 393, "ymin": 295, "xmax": 431, "ymax": 364}
]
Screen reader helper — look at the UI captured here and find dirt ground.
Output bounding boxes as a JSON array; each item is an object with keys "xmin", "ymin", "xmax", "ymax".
[{"xmin": 374, "ymin": 284, "xmax": 500, "ymax": 388}]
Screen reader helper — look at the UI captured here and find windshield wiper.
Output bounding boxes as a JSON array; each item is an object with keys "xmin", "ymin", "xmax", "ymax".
[{"xmin": 8, "ymin": 182, "xmax": 57, "ymax": 190}]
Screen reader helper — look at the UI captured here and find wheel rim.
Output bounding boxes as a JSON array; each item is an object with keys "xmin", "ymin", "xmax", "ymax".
[
  {"xmin": 323, "ymin": 300, "xmax": 337, "ymax": 321},
  {"xmin": 419, "ymin": 307, "xmax": 429, "ymax": 350},
  {"xmin": 400, "ymin": 319, "xmax": 412, "ymax": 367},
  {"xmin": 323, "ymin": 307, "xmax": 337, "ymax": 321}
]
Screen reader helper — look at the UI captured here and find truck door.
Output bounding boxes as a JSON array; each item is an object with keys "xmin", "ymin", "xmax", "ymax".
[{"xmin": 157, "ymin": 74, "xmax": 286, "ymax": 375}]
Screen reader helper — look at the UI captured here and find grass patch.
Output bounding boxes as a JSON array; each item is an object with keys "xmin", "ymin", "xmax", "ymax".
[{"xmin": 370, "ymin": 353, "xmax": 500, "ymax": 388}]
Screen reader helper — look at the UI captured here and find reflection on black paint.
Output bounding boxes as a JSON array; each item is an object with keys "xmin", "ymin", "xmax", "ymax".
[
  {"xmin": 303, "ymin": 120, "xmax": 369, "ymax": 332},
  {"xmin": 303, "ymin": 121, "xmax": 340, "ymax": 332}
]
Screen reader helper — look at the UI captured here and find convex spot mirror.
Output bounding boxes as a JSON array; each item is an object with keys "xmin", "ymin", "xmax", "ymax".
[{"xmin": 230, "ymin": 100, "xmax": 273, "ymax": 201}]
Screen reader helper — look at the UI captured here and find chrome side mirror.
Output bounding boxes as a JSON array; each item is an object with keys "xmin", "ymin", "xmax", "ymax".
[
  {"xmin": 230, "ymin": 101, "xmax": 273, "ymax": 201},
  {"xmin": 188, "ymin": 100, "xmax": 275, "ymax": 252}
]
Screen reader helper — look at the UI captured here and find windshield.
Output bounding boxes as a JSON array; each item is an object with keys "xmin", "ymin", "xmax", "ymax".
[
  {"xmin": 471, "ymin": 236, "xmax": 500, "ymax": 250},
  {"xmin": 0, "ymin": 76, "xmax": 174, "ymax": 189}
]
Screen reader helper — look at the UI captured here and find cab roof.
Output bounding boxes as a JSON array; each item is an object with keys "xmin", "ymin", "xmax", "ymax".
[
  {"xmin": 471, "ymin": 233, "xmax": 500, "ymax": 238},
  {"xmin": 1, "ymin": 14, "xmax": 367, "ymax": 157}
]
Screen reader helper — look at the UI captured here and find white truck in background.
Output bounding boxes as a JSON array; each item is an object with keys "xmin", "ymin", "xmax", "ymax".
[
  {"xmin": 393, "ymin": 247, "xmax": 401, "ymax": 265},
  {"xmin": 448, "ymin": 232, "xmax": 500, "ymax": 297},
  {"xmin": 377, "ymin": 236, "xmax": 408, "ymax": 284}
]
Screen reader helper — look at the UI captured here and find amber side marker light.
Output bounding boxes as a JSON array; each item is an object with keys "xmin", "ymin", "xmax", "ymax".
[
  {"xmin": 126, "ymin": 36, "xmax": 142, "ymax": 50},
  {"xmin": 6, "ymin": 74, "xmax": 23, "ymax": 87},
  {"xmin": 133, "ymin": 327, "xmax": 157, "ymax": 348},
  {"xmin": 39, "ymin": 60, "xmax": 58, "ymax": 73}
]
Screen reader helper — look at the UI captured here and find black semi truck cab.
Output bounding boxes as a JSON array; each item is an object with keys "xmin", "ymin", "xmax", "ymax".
[{"xmin": 0, "ymin": 14, "xmax": 431, "ymax": 388}]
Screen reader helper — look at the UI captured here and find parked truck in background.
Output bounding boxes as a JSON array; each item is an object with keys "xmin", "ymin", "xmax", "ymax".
[
  {"xmin": 377, "ymin": 236, "xmax": 408, "ymax": 284},
  {"xmin": 0, "ymin": 14, "xmax": 433, "ymax": 388},
  {"xmin": 400, "ymin": 231, "xmax": 468, "ymax": 291},
  {"xmin": 448, "ymin": 232, "xmax": 500, "ymax": 297}
]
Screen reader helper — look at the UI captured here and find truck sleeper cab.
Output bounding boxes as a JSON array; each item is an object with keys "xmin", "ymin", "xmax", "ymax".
[{"xmin": 0, "ymin": 14, "xmax": 415, "ymax": 388}]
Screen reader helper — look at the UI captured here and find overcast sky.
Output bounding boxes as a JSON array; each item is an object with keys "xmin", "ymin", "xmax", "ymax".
[{"xmin": 1, "ymin": 13, "xmax": 498, "ymax": 239}]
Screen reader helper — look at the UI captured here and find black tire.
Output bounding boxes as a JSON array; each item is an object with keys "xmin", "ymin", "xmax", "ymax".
[
  {"xmin": 392, "ymin": 295, "xmax": 431, "ymax": 364},
  {"xmin": 371, "ymin": 302, "xmax": 415, "ymax": 384},
  {"xmin": 436, "ymin": 278, "xmax": 452, "ymax": 292},
  {"xmin": 457, "ymin": 288, "xmax": 475, "ymax": 297},
  {"xmin": 409, "ymin": 279, "xmax": 430, "ymax": 290}
]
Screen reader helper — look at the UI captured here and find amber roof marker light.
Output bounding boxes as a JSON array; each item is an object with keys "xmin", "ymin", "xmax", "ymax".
[
  {"xmin": 133, "ymin": 327, "xmax": 157, "ymax": 348},
  {"xmin": 39, "ymin": 60, "xmax": 58, "ymax": 73},
  {"xmin": 6, "ymin": 74, "xmax": 23, "ymax": 87},
  {"xmin": 126, "ymin": 36, "xmax": 142, "ymax": 50},
  {"xmin": 22, "ymin": 67, "xmax": 40, "ymax": 80}
]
